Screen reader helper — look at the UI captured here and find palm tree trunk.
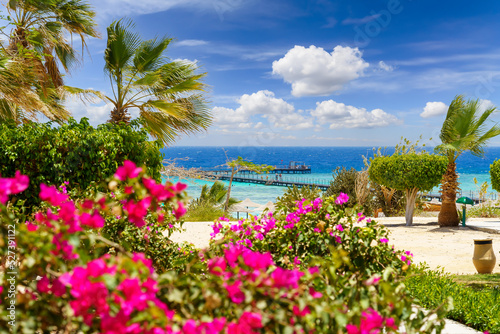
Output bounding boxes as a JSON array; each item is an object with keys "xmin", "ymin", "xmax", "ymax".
[
  {"xmin": 438, "ymin": 161, "xmax": 460, "ymax": 227},
  {"xmin": 108, "ymin": 107, "xmax": 131, "ymax": 124}
]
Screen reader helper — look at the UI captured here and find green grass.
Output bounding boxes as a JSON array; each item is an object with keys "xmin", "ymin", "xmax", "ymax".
[
  {"xmin": 405, "ymin": 265, "xmax": 500, "ymax": 333},
  {"xmin": 453, "ymin": 273, "xmax": 500, "ymax": 290}
]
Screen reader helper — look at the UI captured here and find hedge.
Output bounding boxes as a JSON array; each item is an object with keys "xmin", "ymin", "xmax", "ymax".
[{"xmin": 0, "ymin": 118, "xmax": 163, "ymax": 208}]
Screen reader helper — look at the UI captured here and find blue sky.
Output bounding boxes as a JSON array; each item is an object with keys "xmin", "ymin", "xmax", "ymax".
[{"xmin": 62, "ymin": 0, "xmax": 500, "ymax": 147}]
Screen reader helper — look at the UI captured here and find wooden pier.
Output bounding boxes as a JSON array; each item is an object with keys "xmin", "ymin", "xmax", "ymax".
[
  {"xmin": 215, "ymin": 175, "xmax": 329, "ymax": 190},
  {"xmin": 206, "ymin": 161, "xmax": 311, "ymax": 175}
]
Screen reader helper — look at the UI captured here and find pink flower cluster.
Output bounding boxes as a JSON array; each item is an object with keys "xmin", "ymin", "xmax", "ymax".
[
  {"xmin": 346, "ymin": 308, "xmax": 397, "ymax": 334},
  {"xmin": 0, "ymin": 171, "xmax": 29, "ymax": 204},
  {"xmin": 207, "ymin": 244, "xmax": 318, "ymax": 318},
  {"xmin": 116, "ymin": 161, "xmax": 187, "ymax": 225},
  {"xmin": 335, "ymin": 192, "xmax": 349, "ymax": 205},
  {"xmin": 57, "ymin": 255, "xmax": 176, "ymax": 333},
  {"xmin": 401, "ymin": 250, "xmax": 413, "ymax": 266}
]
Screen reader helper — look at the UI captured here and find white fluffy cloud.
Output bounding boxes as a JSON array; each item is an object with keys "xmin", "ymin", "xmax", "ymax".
[
  {"xmin": 311, "ymin": 100, "xmax": 400, "ymax": 128},
  {"xmin": 212, "ymin": 90, "xmax": 313, "ymax": 130},
  {"xmin": 420, "ymin": 101, "xmax": 448, "ymax": 118},
  {"xmin": 272, "ymin": 45, "xmax": 369, "ymax": 97},
  {"xmin": 64, "ymin": 97, "xmax": 113, "ymax": 125}
]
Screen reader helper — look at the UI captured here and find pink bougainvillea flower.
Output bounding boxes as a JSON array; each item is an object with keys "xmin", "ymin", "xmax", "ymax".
[
  {"xmin": 51, "ymin": 233, "xmax": 79, "ymax": 260},
  {"xmin": 379, "ymin": 238, "xmax": 388, "ymax": 243},
  {"xmin": 174, "ymin": 182, "xmax": 187, "ymax": 192},
  {"xmin": 114, "ymin": 160, "xmax": 143, "ymax": 181},
  {"xmin": 79, "ymin": 211, "xmax": 105, "ymax": 229},
  {"xmin": 335, "ymin": 192, "xmax": 349, "ymax": 205},
  {"xmin": 81, "ymin": 199, "xmax": 94, "ymax": 210},
  {"xmin": 210, "ymin": 221, "xmax": 223, "ymax": 239},
  {"xmin": 309, "ymin": 266, "xmax": 320, "ymax": 275},
  {"xmin": 25, "ymin": 221, "xmax": 39, "ymax": 231},
  {"xmin": 51, "ymin": 278, "xmax": 67, "ymax": 297},
  {"xmin": 242, "ymin": 250, "xmax": 273, "ymax": 270},
  {"xmin": 224, "ymin": 281, "xmax": 245, "ymax": 304},
  {"xmin": 271, "ymin": 267, "xmax": 304, "ymax": 289},
  {"xmin": 309, "ymin": 287, "xmax": 323, "ymax": 299},
  {"xmin": 40, "ymin": 184, "xmax": 69, "ymax": 206},
  {"xmin": 293, "ymin": 305, "xmax": 311, "ymax": 317},
  {"xmin": 59, "ymin": 201, "xmax": 82, "ymax": 233},
  {"xmin": 346, "ymin": 308, "xmax": 396, "ymax": 334},
  {"xmin": 174, "ymin": 201, "xmax": 186, "ymax": 219},
  {"xmin": 142, "ymin": 177, "xmax": 174, "ymax": 201},
  {"xmin": 123, "ymin": 197, "xmax": 151, "ymax": 228},
  {"xmin": 11, "ymin": 171, "xmax": 29, "ymax": 194},
  {"xmin": 224, "ymin": 246, "xmax": 243, "ymax": 267},
  {"xmin": 207, "ymin": 257, "xmax": 227, "ymax": 276},
  {"xmin": 37, "ymin": 276, "xmax": 51, "ymax": 293},
  {"xmin": 335, "ymin": 224, "xmax": 344, "ymax": 232},
  {"xmin": 132, "ymin": 253, "xmax": 154, "ymax": 273}
]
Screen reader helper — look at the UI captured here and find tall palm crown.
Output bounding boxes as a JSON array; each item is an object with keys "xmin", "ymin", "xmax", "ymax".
[
  {"xmin": 5, "ymin": 0, "xmax": 98, "ymax": 87},
  {"xmin": 0, "ymin": 0, "xmax": 98, "ymax": 123},
  {"xmin": 102, "ymin": 19, "xmax": 212, "ymax": 145},
  {"xmin": 435, "ymin": 95, "xmax": 500, "ymax": 226}
]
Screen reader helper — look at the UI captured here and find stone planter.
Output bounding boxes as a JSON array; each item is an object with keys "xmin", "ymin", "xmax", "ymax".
[{"xmin": 472, "ymin": 239, "xmax": 496, "ymax": 274}]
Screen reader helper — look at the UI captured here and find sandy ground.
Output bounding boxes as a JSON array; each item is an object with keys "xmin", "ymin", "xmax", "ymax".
[{"xmin": 170, "ymin": 216, "xmax": 500, "ymax": 275}]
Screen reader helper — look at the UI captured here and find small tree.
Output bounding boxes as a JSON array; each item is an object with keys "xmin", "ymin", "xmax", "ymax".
[
  {"xmin": 369, "ymin": 153, "xmax": 447, "ymax": 226},
  {"xmin": 224, "ymin": 157, "xmax": 274, "ymax": 211},
  {"xmin": 489, "ymin": 160, "xmax": 500, "ymax": 195}
]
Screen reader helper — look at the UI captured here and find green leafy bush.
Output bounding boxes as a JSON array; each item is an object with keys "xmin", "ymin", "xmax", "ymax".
[
  {"xmin": 0, "ymin": 163, "xmax": 448, "ymax": 333},
  {"xmin": 0, "ymin": 118, "xmax": 163, "ymax": 210},
  {"xmin": 275, "ymin": 184, "xmax": 322, "ymax": 212},
  {"xmin": 490, "ymin": 160, "xmax": 500, "ymax": 192},
  {"xmin": 209, "ymin": 194, "xmax": 449, "ymax": 332},
  {"xmin": 324, "ymin": 167, "xmax": 358, "ymax": 207},
  {"xmin": 405, "ymin": 265, "xmax": 500, "ymax": 333},
  {"xmin": 185, "ymin": 181, "xmax": 239, "ymax": 221}
]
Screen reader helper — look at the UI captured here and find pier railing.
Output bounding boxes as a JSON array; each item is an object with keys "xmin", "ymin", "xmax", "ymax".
[{"xmin": 207, "ymin": 171, "xmax": 331, "ymax": 185}]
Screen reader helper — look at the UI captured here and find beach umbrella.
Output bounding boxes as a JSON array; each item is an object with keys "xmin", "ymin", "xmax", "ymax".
[
  {"xmin": 256, "ymin": 201, "xmax": 275, "ymax": 213},
  {"xmin": 230, "ymin": 203, "xmax": 254, "ymax": 219},
  {"xmin": 238, "ymin": 198, "xmax": 262, "ymax": 208},
  {"xmin": 456, "ymin": 196, "xmax": 474, "ymax": 227}
]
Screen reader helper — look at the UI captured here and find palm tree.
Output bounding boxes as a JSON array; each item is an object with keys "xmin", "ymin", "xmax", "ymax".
[
  {"xmin": 192, "ymin": 181, "xmax": 240, "ymax": 209},
  {"xmin": 0, "ymin": 56, "xmax": 68, "ymax": 123},
  {"xmin": 435, "ymin": 95, "xmax": 500, "ymax": 226},
  {"xmin": 4, "ymin": 0, "xmax": 98, "ymax": 88},
  {"xmin": 93, "ymin": 19, "xmax": 211, "ymax": 146},
  {"xmin": 0, "ymin": 0, "xmax": 98, "ymax": 123}
]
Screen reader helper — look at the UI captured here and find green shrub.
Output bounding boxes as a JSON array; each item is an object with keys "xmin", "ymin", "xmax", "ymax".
[
  {"xmin": 405, "ymin": 265, "xmax": 500, "ymax": 333},
  {"xmin": 490, "ymin": 160, "xmax": 500, "ymax": 192},
  {"xmin": 275, "ymin": 184, "xmax": 322, "ymax": 212},
  {"xmin": 209, "ymin": 195, "xmax": 449, "ymax": 333},
  {"xmin": 324, "ymin": 167, "xmax": 358, "ymax": 207},
  {"xmin": 184, "ymin": 201, "xmax": 227, "ymax": 221},
  {"xmin": 0, "ymin": 163, "xmax": 448, "ymax": 333},
  {"xmin": 0, "ymin": 118, "xmax": 163, "ymax": 211},
  {"xmin": 467, "ymin": 203, "xmax": 500, "ymax": 218}
]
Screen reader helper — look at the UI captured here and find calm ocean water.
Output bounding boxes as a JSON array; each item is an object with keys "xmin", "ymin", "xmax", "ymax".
[{"xmin": 160, "ymin": 146, "xmax": 500, "ymax": 205}]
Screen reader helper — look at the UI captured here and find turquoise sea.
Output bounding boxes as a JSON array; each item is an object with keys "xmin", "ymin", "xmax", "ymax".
[{"xmin": 160, "ymin": 147, "xmax": 500, "ymax": 205}]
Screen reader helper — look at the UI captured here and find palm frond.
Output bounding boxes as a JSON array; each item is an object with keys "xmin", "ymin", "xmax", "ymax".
[
  {"xmin": 105, "ymin": 19, "xmax": 142, "ymax": 75},
  {"xmin": 133, "ymin": 37, "xmax": 171, "ymax": 73}
]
